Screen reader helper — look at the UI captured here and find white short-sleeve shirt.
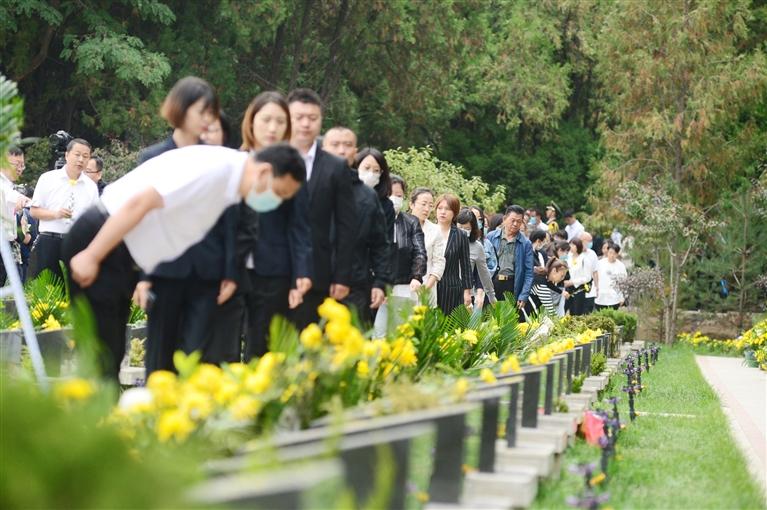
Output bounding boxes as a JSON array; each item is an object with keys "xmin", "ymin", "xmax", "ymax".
[
  {"xmin": 31, "ymin": 167, "xmax": 99, "ymax": 234},
  {"xmin": 100, "ymin": 145, "xmax": 248, "ymax": 273}
]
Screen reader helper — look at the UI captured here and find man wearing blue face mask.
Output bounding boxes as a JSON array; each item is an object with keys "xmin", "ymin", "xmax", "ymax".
[{"xmin": 62, "ymin": 144, "xmax": 305, "ymax": 380}]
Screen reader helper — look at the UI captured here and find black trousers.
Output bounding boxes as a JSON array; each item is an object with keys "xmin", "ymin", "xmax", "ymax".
[
  {"xmin": 567, "ymin": 290, "xmax": 587, "ymax": 316},
  {"xmin": 290, "ymin": 287, "xmax": 327, "ymax": 331},
  {"xmin": 493, "ymin": 276, "xmax": 516, "ymax": 303},
  {"xmin": 61, "ymin": 207, "xmax": 138, "ymax": 381},
  {"xmin": 145, "ymin": 276, "xmax": 219, "ymax": 375},
  {"xmin": 344, "ymin": 284, "xmax": 372, "ymax": 326},
  {"xmin": 595, "ymin": 303, "xmax": 620, "ymax": 311},
  {"xmin": 203, "ymin": 293, "xmax": 246, "ymax": 365},
  {"xmin": 29, "ymin": 233, "xmax": 65, "ymax": 281},
  {"xmin": 584, "ymin": 297, "xmax": 596, "ymax": 314},
  {"xmin": 244, "ymin": 273, "xmax": 290, "ymax": 361}
]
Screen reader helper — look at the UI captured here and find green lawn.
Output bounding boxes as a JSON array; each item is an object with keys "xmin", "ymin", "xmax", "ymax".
[{"xmin": 533, "ymin": 345, "xmax": 766, "ymax": 510}]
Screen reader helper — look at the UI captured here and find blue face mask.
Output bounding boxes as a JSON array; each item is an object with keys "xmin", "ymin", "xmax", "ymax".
[
  {"xmin": 478, "ymin": 219, "xmax": 484, "ymax": 230},
  {"xmin": 246, "ymin": 176, "xmax": 282, "ymax": 212},
  {"xmin": 587, "ymin": 242, "xmax": 593, "ymax": 250}
]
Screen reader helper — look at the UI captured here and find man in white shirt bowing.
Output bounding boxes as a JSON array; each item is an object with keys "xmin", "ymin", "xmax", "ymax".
[
  {"xmin": 30, "ymin": 138, "xmax": 99, "ymax": 280},
  {"xmin": 62, "ymin": 143, "xmax": 305, "ymax": 380}
]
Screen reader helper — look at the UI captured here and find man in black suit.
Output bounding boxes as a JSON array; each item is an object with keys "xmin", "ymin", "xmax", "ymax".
[{"xmin": 287, "ymin": 88, "xmax": 357, "ymax": 327}]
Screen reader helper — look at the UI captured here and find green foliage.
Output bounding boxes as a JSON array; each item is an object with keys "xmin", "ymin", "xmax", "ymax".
[
  {"xmin": 128, "ymin": 301, "xmax": 147, "ymax": 325},
  {"xmin": 571, "ymin": 373, "xmax": 586, "ymax": 393},
  {"xmin": 385, "ymin": 146, "xmax": 506, "ymax": 212},
  {"xmin": 17, "ymin": 137, "xmax": 52, "ymax": 187},
  {"xmin": 0, "ymin": 73, "xmax": 23, "ymax": 162},
  {"xmin": 0, "ymin": 377, "xmax": 198, "ymax": 509},
  {"xmin": 590, "ymin": 352, "xmax": 606, "ymax": 375},
  {"xmin": 93, "ymin": 139, "xmax": 140, "ymax": 182},
  {"xmin": 439, "ymin": 117, "xmax": 599, "ymax": 211},
  {"xmin": 593, "ymin": 309, "xmax": 637, "ymax": 343},
  {"xmin": 25, "ymin": 270, "xmax": 69, "ymax": 329}
]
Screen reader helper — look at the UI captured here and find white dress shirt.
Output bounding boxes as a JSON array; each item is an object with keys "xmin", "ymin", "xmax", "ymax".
[
  {"xmin": 303, "ymin": 141, "xmax": 318, "ymax": 181},
  {"xmin": 101, "ymin": 146, "xmax": 247, "ymax": 274},
  {"xmin": 595, "ymin": 258, "xmax": 627, "ymax": 306},
  {"xmin": 31, "ymin": 166, "xmax": 99, "ymax": 234},
  {"xmin": 565, "ymin": 219, "xmax": 584, "ymax": 241},
  {"xmin": 422, "ymin": 219, "xmax": 446, "ymax": 306},
  {"xmin": 0, "ymin": 173, "xmax": 24, "ymax": 239},
  {"xmin": 583, "ymin": 249, "xmax": 599, "ymax": 298}
]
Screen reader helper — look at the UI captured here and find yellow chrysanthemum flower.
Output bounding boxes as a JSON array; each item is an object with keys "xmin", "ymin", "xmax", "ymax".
[
  {"xmin": 318, "ymin": 298, "xmax": 351, "ymax": 324},
  {"xmin": 156, "ymin": 409, "xmax": 195, "ymax": 442},
  {"xmin": 325, "ymin": 320, "xmax": 351, "ymax": 345},
  {"xmin": 480, "ymin": 368, "xmax": 497, "ymax": 384},
  {"xmin": 300, "ymin": 323, "xmax": 323, "ymax": 349},
  {"xmin": 462, "ymin": 329, "xmax": 478, "ymax": 345},
  {"xmin": 453, "ymin": 378, "xmax": 470, "ymax": 399},
  {"xmin": 500, "ymin": 355, "xmax": 521, "ymax": 374},
  {"xmin": 356, "ymin": 360, "xmax": 370, "ymax": 378},
  {"xmin": 54, "ymin": 378, "xmax": 95, "ymax": 402}
]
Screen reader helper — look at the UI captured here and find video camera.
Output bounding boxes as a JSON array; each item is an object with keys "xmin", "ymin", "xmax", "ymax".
[{"xmin": 49, "ymin": 130, "xmax": 73, "ymax": 170}]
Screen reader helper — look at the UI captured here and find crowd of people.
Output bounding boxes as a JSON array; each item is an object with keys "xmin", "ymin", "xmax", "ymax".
[{"xmin": 0, "ymin": 76, "xmax": 628, "ymax": 381}]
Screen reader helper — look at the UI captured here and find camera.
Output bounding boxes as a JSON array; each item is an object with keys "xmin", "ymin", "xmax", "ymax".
[{"xmin": 49, "ymin": 130, "xmax": 73, "ymax": 170}]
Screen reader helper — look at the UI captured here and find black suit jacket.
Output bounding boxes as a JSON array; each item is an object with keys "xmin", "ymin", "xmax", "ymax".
[
  {"xmin": 306, "ymin": 148, "xmax": 357, "ymax": 289},
  {"xmin": 137, "ymin": 135, "xmax": 238, "ymax": 282}
]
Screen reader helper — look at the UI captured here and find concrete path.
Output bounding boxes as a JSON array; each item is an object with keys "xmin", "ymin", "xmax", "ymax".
[{"xmin": 696, "ymin": 355, "xmax": 767, "ymax": 499}]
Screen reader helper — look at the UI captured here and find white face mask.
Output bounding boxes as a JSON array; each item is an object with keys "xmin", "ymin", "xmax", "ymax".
[
  {"xmin": 389, "ymin": 195, "xmax": 403, "ymax": 214},
  {"xmin": 358, "ymin": 169, "xmax": 380, "ymax": 188}
]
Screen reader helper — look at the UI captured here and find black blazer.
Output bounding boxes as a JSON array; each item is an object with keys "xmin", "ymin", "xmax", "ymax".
[
  {"xmin": 348, "ymin": 175, "xmax": 391, "ymax": 289},
  {"xmin": 248, "ymin": 186, "xmax": 313, "ymax": 281},
  {"xmin": 137, "ymin": 135, "xmax": 238, "ymax": 282},
  {"xmin": 306, "ymin": 148, "xmax": 357, "ymax": 289}
]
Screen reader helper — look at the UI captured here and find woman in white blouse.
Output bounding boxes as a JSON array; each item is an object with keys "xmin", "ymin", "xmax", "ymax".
[
  {"xmin": 595, "ymin": 242, "xmax": 628, "ymax": 310},
  {"xmin": 409, "ymin": 187, "xmax": 445, "ymax": 306},
  {"xmin": 563, "ymin": 238, "xmax": 592, "ymax": 316}
]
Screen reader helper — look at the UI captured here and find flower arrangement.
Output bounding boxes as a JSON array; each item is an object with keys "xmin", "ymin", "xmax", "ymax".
[{"xmin": 678, "ymin": 319, "xmax": 767, "ymax": 370}]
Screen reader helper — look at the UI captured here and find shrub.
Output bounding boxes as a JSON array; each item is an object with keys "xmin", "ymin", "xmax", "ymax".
[{"xmin": 594, "ymin": 308, "xmax": 637, "ymax": 343}]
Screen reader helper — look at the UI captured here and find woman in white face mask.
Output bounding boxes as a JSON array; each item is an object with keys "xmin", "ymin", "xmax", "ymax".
[{"xmin": 353, "ymin": 147, "xmax": 395, "ymax": 238}]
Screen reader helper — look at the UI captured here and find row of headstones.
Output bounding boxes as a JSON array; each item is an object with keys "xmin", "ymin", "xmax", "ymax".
[
  {"xmin": 192, "ymin": 334, "xmax": 637, "ymax": 510},
  {"xmin": 0, "ymin": 323, "xmax": 147, "ymax": 378}
]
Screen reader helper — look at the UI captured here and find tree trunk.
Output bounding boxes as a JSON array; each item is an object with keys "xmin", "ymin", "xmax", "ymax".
[
  {"xmin": 288, "ymin": 0, "xmax": 314, "ymax": 90},
  {"xmin": 737, "ymin": 193, "xmax": 749, "ymax": 330}
]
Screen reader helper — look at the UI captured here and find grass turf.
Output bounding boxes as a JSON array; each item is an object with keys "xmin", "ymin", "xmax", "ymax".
[{"xmin": 533, "ymin": 344, "xmax": 765, "ymax": 509}]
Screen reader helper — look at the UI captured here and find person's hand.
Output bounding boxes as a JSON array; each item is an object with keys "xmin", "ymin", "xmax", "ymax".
[
  {"xmin": 409, "ymin": 279, "xmax": 422, "ymax": 293},
  {"xmin": 534, "ymin": 266, "xmax": 547, "ymax": 276},
  {"xmin": 564, "ymin": 280, "xmax": 572, "ymax": 287},
  {"xmin": 70, "ymin": 250, "xmax": 99, "ymax": 288},
  {"xmin": 57, "ymin": 208, "xmax": 73, "ymax": 219},
  {"xmin": 14, "ymin": 196, "xmax": 29, "ymax": 212},
  {"xmin": 330, "ymin": 283, "xmax": 350, "ymax": 301},
  {"xmin": 133, "ymin": 281, "xmax": 152, "ymax": 310},
  {"xmin": 217, "ymin": 279, "xmax": 237, "ymax": 305},
  {"xmin": 424, "ymin": 278, "xmax": 435, "ymax": 290},
  {"xmin": 370, "ymin": 288, "xmax": 385, "ymax": 309},
  {"xmin": 295, "ymin": 277, "xmax": 312, "ymax": 295},
  {"xmin": 463, "ymin": 289, "xmax": 473, "ymax": 309},
  {"xmin": 288, "ymin": 289, "xmax": 304, "ymax": 309},
  {"xmin": 563, "ymin": 290, "xmax": 571, "ymax": 299},
  {"xmin": 516, "ymin": 300, "xmax": 526, "ymax": 310}
]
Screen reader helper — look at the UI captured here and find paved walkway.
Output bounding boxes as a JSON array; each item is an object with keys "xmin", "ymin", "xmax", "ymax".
[{"xmin": 696, "ymin": 355, "xmax": 767, "ymax": 499}]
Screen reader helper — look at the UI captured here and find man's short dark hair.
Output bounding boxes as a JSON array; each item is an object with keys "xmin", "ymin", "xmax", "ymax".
[
  {"xmin": 504, "ymin": 204, "xmax": 525, "ymax": 217},
  {"xmin": 607, "ymin": 241, "xmax": 621, "ymax": 254},
  {"xmin": 90, "ymin": 155, "xmax": 104, "ymax": 172},
  {"xmin": 66, "ymin": 138, "xmax": 92, "ymax": 152},
  {"xmin": 554, "ymin": 229, "xmax": 568, "ymax": 239},
  {"xmin": 254, "ymin": 142, "xmax": 306, "ymax": 183},
  {"xmin": 563, "ymin": 209, "xmax": 574, "ymax": 218},
  {"xmin": 287, "ymin": 88, "xmax": 323, "ymax": 109},
  {"xmin": 7, "ymin": 146, "xmax": 23, "ymax": 156},
  {"xmin": 530, "ymin": 230, "xmax": 547, "ymax": 243}
]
